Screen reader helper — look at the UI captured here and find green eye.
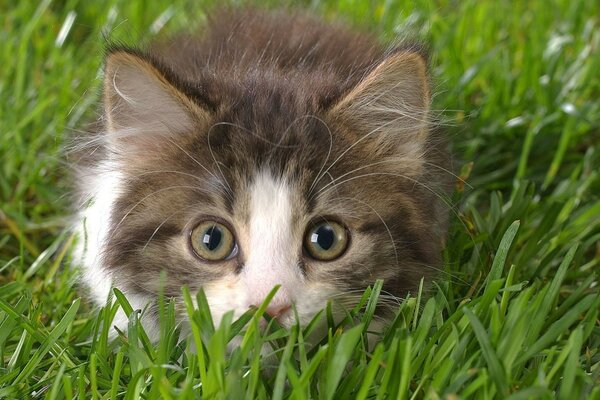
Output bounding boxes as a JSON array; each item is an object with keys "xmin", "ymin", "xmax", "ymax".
[
  {"xmin": 190, "ymin": 221, "xmax": 237, "ymax": 261},
  {"xmin": 304, "ymin": 220, "xmax": 349, "ymax": 261}
]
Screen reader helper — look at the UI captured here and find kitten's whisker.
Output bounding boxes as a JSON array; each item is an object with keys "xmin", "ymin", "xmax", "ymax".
[
  {"xmin": 208, "ymin": 121, "xmax": 299, "ymax": 149},
  {"xmin": 110, "ymin": 278, "xmax": 160, "ymax": 299},
  {"xmin": 328, "ymin": 289, "xmax": 372, "ymax": 298},
  {"xmin": 67, "ymin": 127, "xmax": 131, "ymax": 153},
  {"xmin": 312, "ymin": 157, "xmax": 470, "ymax": 198},
  {"xmin": 314, "ymin": 171, "xmax": 460, "ymax": 220},
  {"xmin": 316, "ymin": 167, "xmax": 481, "ymax": 272},
  {"xmin": 112, "ymin": 185, "xmax": 211, "ymax": 234},
  {"xmin": 206, "ymin": 123, "xmax": 235, "ymax": 196},
  {"xmin": 141, "ymin": 203, "xmax": 199, "ymax": 250},
  {"xmin": 123, "ymin": 169, "xmax": 210, "ymax": 185},
  {"xmin": 308, "ymin": 116, "xmax": 424, "ymax": 196},
  {"xmin": 164, "ymin": 137, "xmax": 231, "ymax": 198},
  {"xmin": 401, "ymin": 261, "xmax": 469, "ymax": 286},
  {"xmin": 379, "ymin": 290, "xmax": 403, "ymax": 304},
  {"xmin": 330, "ymin": 289, "xmax": 404, "ymax": 308},
  {"xmin": 333, "ymin": 296, "xmax": 401, "ymax": 316},
  {"xmin": 271, "ymin": 114, "xmax": 330, "ymax": 151},
  {"xmin": 303, "ymin": 115, "xmax": 333, "ymax": 195},
  {"xmin": 335, "ymin": 196, "xmax": 400, "ymax": 270},
  {"xmin": 421, "ymin": 161, "xmax": 471, "ymax": 189}
]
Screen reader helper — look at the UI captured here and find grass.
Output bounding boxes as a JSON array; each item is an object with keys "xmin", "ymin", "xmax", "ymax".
[{"xmin": 0, "ymin": 0, "xmax": 599, "ymax": 398}]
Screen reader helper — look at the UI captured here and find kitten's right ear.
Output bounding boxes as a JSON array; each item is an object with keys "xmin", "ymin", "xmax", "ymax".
[{"xmin": 103, "ymin": 50, "xmax": 207, "ymax": 154}]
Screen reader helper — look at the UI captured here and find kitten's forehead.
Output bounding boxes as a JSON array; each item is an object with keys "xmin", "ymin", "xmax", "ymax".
[
  {"xmin": 207, "ymin": 73, "xmax": 341, "ymax": 156},
  {"xmin": 232, "ymin": 167, "xmax": 307, "ymax": 228},
  {"xmin": 203, "ymin": 119, "xmax": 335, "ymax": 213}
]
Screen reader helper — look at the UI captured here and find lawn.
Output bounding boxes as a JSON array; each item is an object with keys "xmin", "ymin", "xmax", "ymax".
[{"xmin": 0, "ymin": 0, "xmax": 599, "ymax": 398}]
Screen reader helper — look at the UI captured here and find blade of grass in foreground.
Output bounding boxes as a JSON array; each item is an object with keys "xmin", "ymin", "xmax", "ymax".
[
  {"xmin": 12, "ymin": 299, "xmax": 80, "ymax": 385},
  {"xmin": 485, "ymin": 220, "xmax": 520, "ymax": 291},
  {"xmin": 464, "ymin": 307, "xmax": 509, "ymax": 397},
  {"xmin": 325, "ymin": 324, "xmax": 364, "ymax": 400}
]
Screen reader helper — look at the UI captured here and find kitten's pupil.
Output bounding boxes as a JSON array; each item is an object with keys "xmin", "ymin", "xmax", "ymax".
[
  {"xmin": 312, "ymin": 225, "xmax": 335, "ymax": 250},
  {"xmin": 203, "ymin": 226, "xmax": 222, "ymax": 251}
]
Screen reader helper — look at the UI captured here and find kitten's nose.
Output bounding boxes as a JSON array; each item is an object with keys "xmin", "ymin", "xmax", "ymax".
[
  {"xmin": 248, "ymin": 286, "xmax": 293, "ymax": 320},
  {"xmin": 265, "ymin": 304, "xmax": 292, "ymax": 319}
]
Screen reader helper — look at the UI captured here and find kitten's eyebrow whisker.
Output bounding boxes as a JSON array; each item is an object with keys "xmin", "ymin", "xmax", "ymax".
[
  {"xmin": 308, "ymin": 116, "xmax": 420, "ymax": 194},
  {"xmin": 315, "ymin": 171, "xmax": 459, "ymax": 219},
  {"xmin": 311, "ymin": 157, "xmax": 471, "ymax": 201},
  {"xmin": 209, "ymin": 121, "xmax": 299, "ymax": 149},
  {"xmin": 112, "ymin": 185, "xmax": 211, "ymax": 234},
  {"xmin": 206, "ymin": 123, "xmax": 235, "ymax": 197},
  {"xmin": 309, "ymin": 157, "xmax": 419, "ymax": 203},
  {"xmin": 272, "ymin": 114, "xmax": 329, "ymax": 151},
  {"xmin": 164, "ymin": 137, "xmax": 232, "ymax": 199},
  {"xmin": 261, "ymin": 113, "xmax": 335, "ymax": 192},
  {"xmin": 420, "ymin": 161, "xmax": 472, "ymax": 188},
  {"xmin": 125, "ymin": 169, "xmax": 210, "ymax": 185},
  {"xmin": 315, "ymin": 170, "xmax": 482, "ymax": 271},
  {"xmin": 308, "ymin": 115, "xmax": 333, "ymax": 196},
  {"xmin": 324, "ymin": 171, "xmax": 343, "ymax": 202},
  {"xmin": 141, "ymin": 203, "xmax": 199, "ymax": 251}
]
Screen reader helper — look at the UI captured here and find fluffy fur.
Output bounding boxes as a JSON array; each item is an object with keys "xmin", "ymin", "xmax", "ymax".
[{"xmin": 72, "ymin": 8, "xmax": 452, "ymax": 337}]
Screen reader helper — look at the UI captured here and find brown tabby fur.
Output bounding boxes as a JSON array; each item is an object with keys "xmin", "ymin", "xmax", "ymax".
[{"xmin": 75, "ymin": 7, "xmax": 452, "ymax": 325}]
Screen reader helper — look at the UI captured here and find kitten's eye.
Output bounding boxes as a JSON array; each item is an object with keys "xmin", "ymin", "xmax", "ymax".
[
  {"xmin": 304, "ymin": 221, "xmax": 349, "ymax": 261},
  {"xmin": 190, "ymin": 221, "xmax": 237, "ymax": 261}
]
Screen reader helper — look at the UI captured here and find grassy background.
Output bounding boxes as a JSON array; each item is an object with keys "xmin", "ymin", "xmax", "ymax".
[{"xmin": 1, "ymin": 0, "xmax": 599, "ymax": 398}]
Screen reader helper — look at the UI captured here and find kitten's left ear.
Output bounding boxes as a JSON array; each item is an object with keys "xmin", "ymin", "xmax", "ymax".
[
  {"xmin": 330, "ymin": 50, "xmax": 431, "ymax": 163},
  {"xmin": 103, "ymin": 50, "xmax": 207, "ymax": 154}
]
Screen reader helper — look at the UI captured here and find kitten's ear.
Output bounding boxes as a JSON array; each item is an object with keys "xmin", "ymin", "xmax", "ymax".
[
  {"xmin": 330, "ymin": 50, "xmax": 431, "ymax": 162},
  {"xmin": 103, "ymin": 50, "xmax": 206, "ymax": 153}
]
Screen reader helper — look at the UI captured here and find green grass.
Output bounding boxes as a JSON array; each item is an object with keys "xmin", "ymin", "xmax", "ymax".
[{"xmin": 1, "ymin": 0, "xmax": 599, "ymax": 398}]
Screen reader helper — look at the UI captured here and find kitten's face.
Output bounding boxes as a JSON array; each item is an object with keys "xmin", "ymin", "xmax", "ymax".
[{"xmin": 81, "ymin": 48, "xmax": 449, "ymax": 330}]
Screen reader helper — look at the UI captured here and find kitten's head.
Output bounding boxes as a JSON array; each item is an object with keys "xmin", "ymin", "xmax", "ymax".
[{"xmin": 89, "ymin": 45, "xmax": 450, "ymax": 328}]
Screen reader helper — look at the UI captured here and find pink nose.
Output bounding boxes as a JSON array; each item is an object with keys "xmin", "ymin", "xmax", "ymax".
[
  {"xmin": 264, "ymin": 304, "xmax": 292, "ymax": 319},
  {"xmin": 248, "ymin": 286, "xmax": 293, "ymax": 320}
]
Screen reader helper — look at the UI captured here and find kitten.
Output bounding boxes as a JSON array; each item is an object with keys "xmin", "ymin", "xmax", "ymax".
[{"xmin": 73, "ymin": 8, "xmax": 451, "ymax": 339}]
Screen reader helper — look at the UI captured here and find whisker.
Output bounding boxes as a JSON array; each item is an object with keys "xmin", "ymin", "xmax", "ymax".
[
  {"xmin": 313, "ymin": 169, "xmax": 483, "ymax": 270},
  {"xmin": 206, "ymin": 123, "xmax": 235, "ymax": 195},
  {"xmin": 163, "ymin": 137, "xmax": 231, "ymax": 198},
  {"xmin": 112, "ymin": 185, "xmax": 212, "ymax": 234},
  {"xmin": 272, "ymin": 114, "xmax": 330, "ymax": 151},
  {"xmin": 141, "ymin": 203, "xmax": 200, "ymax": 250},
  {"xmin": 305, "ymin": 115, "xmax": 334, "ymax": 194},
  {"xmin": 208, "ymin": 121, "xmax": 299, "ymax": 149},
  {"xmin": 123, "ymin": 169, "xmax": 210, "ymax": 185},
  {"xmin": 335, "ymin": 196, "xmax": 400, "ymax": 270},
  {"xmin": 309, "ymin": 112, "xmax": 432, "ymax": 196},
  {"xmin": 313, "ymin": 158, "xmax": 470, "ymax": 199}
]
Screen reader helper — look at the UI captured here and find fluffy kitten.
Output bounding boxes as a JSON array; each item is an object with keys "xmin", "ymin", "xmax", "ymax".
[{"xmin": 73, "ymin": 8, "xmax": 451, "ymax": 338}]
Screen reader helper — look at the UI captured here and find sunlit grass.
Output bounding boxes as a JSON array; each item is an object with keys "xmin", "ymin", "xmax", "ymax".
[{"xmin": 1, "ymin": 0, "xmax": 598, "ymax": 398}]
